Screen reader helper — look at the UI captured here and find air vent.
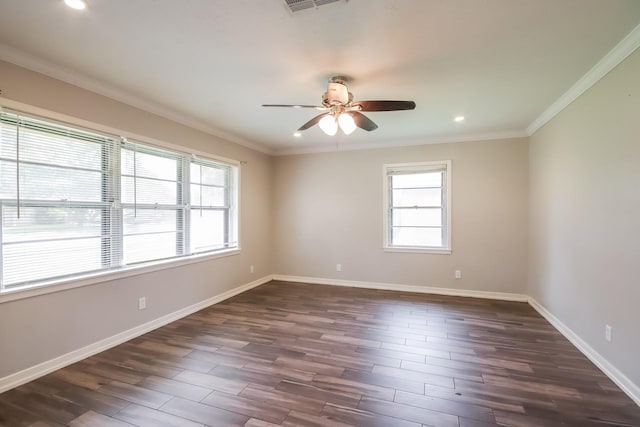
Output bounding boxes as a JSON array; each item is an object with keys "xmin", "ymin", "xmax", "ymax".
[{"xmin": 284, "ymin": 0, "xmax": 343, "ymax": 13}]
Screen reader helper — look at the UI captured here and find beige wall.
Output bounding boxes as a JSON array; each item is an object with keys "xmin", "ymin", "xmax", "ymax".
[
  {"xmin": 0, "ymin": 60, "xmax": 274, "ymax": 378},
  {"xmin": 529, "ymin": 49, "xmax": 640, "ymax": 386},
  {"xmin": 274, "ymin": 138, "xmax": 529, "ymax": 294}
]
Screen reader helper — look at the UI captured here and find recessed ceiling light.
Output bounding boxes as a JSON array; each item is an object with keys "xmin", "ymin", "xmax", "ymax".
[
  {"xmin": 293, "ymin": 132, "xmax": 302, "ymax": 137},
  {"xmin": 454, "ymin": 116, "xmax": 465, "ymax": 122},
  {"xmin": 64, "ymin": 0, "xmax": 86, "ymax": 10}
]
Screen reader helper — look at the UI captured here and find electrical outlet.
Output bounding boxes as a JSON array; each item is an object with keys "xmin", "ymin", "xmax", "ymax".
[
  {"xmin": 455, "ymin": 270, "xmax": 462, "ymax": 279},
  {"xmin": 336, "ymin": 263, "xmax": 342, "ymax": 272},
  {"xmin": 138, "ymin": 297, "xmax": 146, "ymax": 310},
  {"xmin": 605, "ymin": 324, "xmax": 612, "ymax": 342},
  {"xmin": 250, "ymin": 265, "xmax": 255, "ymax": 273}
]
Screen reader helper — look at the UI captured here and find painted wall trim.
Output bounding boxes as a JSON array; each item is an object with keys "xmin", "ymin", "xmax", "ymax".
[
  {"xmin": 0, "ymin": 275, "xmax": 274, "ymax": 394},
  {"xmin": 0, "ymin": 248, "xmax": 241, "ymax": 304},
  {"xmin": 528, "ymin": 297, "xmax": 640, "ymax": 407},
  {"xmin": 3, "ymin": 23, "xmax": 640, "ymax": 157},
  {"xmin": 3, "ymin": 274, "xmax": 638, "ymax": 409},
  {"xmin": 0, "ymin": 43, "xmax": 272, "ymax": 155},
  {"xmin": 273, "ymin": 276, "xmax": 639, "ymax": 406},
  {"xmin": 272, "ymin": 274, "xmax": 528, "ymax": 302},
  {"xmin": 274, "ymin": 131, "xmax": 528, "ymax": 156},
  {"xmin": 526, "ymin": 23, "xmax": 640, "ymax": 135}
]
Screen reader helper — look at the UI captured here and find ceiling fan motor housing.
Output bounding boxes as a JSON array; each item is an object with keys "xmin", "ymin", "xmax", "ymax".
[{"xmin": 323, "ymin": 81, "xmax": 352, "ymax": 106}]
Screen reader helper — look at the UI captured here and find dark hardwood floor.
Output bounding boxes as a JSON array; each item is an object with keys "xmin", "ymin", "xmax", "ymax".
[{"xmin": 1, "ymin": 280, "xmax": 639, "ymax": 426}]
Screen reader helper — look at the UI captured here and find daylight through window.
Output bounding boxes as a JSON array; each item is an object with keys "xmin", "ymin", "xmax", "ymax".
[
  {"xmin": 383, "ymin": 161, "xmax": 451, "ymax": 252},
  {"xmin": 0, "ymin": 109, "xmax": 238, "ymax": 292}
]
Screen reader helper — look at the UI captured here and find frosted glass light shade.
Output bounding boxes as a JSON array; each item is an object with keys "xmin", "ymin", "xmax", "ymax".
[
  {"xmin": 319, "ymin": 115, "xmax": 338, "ymax": 136},
  {"xmin": 65, "ymin": 0, "xmax": 87, "ymax": 9},
  {"xmin": 338, "ymin": 113, "xmax": 356, "ymax": 135}
]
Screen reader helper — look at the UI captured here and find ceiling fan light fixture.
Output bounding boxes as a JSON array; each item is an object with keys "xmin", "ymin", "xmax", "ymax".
[
  {"xmin": 319, "ymin": 115, "xmax": 338, "ymax": 136},
  {"xmin": 262, "ymin": 76, "xmax": 415, "ymax": 136},
  {"xmin": 64, "ymin": 0, "xmax": 87, "ymax": 10},
  {"xmin": 338, "ymin": 113, "xmax": 356, "ymax": 135}
]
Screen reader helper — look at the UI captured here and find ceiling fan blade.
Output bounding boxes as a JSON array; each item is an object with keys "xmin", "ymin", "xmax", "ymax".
[
  {"xmin": 355, "ymin": 100, "xmax": 416, "ymax": 112},
  {"xmin": 262, "ymin": 104, "xmax": 327, "ymax": 110},
  {"xmin": 298, "ymin": 113, "xmax": 330, "ymax": 131},
  {"xmin": 351, "ymin": 112, "xmax": 378, "ymax": 131}
]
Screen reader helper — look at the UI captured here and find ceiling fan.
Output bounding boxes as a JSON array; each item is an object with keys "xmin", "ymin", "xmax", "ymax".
[{"xmin": 262, "ymin": 76, "xmax": 416, "ymax": 136}]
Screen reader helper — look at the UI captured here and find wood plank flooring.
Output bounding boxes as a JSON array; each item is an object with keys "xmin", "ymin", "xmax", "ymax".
[{"xmin": 1, "ymin": 280, "xmax": 639, "ymax": 426}]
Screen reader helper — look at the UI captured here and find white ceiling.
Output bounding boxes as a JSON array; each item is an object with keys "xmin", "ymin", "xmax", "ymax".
[{"xmin": 0, "ymin": 0, "xmax": 639, "ymax": 155}]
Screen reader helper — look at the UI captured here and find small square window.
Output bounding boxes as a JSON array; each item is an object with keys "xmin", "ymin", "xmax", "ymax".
[{"xmin": 383, "ymin": 161, "xmax": 451, "ymax": 253}]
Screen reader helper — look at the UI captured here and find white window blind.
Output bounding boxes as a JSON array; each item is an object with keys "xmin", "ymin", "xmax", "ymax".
[
  {"xmin": 0, "ymin": 110, "xmax": 118, "ymax": 288},
  {"xmin": 0, "ymin": 109, "xmax": 239, "ymax": 292},
  {"xmin": 121, "ymin": 141, "xmax": 184, "ymax": 264},
  {"xmin": 384, "ymin": 161, "xmax": 451, "ymax": 251},
  {"xmin": 190, "ymin": 158, "xmax": 237, "ymax": 253}
]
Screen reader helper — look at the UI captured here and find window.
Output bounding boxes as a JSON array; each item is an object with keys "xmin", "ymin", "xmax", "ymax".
[
  {"xmin": 0, "ymin": 109, "xmax": 238, "ymax": 292},
  {"xmin": 121, "ymin": 141, "xmax": 185, "ymax": 264},
  {"xmin": 190, "ymin": 159, "xmax": 237, "ymax": 254},
  {"xmin": 383, "ymin": 161, "xmax": 451, "ymax": 253}
]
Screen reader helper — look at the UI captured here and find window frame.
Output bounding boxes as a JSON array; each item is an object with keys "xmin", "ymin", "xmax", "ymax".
[
  {"xmin": 0, "ymin": 104, "xmax": 241, "ymax": 302},
  {"xmin": 120, "ymin": 139, "xmax": 187, "ymax": 265},
  {"xmin": 382, "ymin": 160, "xmax": 452, "ymax": 254},
  {"xmin": 188, "ymin": 156, "xmax": 239, "ymax": 254}
]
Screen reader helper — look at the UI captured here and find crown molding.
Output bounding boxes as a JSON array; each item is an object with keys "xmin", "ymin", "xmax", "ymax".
[
  {"xmin": 274, "ymin": 130, "xmax": 528, "ymax": 156},
  {"xmin": 3, "ymin": 18, "xmax": 639, "ymax": 157},
  {"xmin": 0, "ymin": 43, "xmax": 273, "ymax": 155},
  {"xmin": 527, "ymin": 23, "xmax": 640, "ymax": 136}
]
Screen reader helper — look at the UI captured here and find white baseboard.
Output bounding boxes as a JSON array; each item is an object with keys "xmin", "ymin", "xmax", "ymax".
[
  {"xmin": 0, "ymin": 275, "xmax": 273, "ymax": 394},
  {"xmin": 528, "ymin": 297, "xmax": 640, "ymax": 407},
  {"xmin": 273, "ymin": 275, "xmax": 640, "ymax": 406},
  {"xmin": 272, "ymin": 274, "xmax": 528, "ymax": 302},
  {"xmin": 3, "ymin": 274, "xmax": 638, "ymax": 409}
]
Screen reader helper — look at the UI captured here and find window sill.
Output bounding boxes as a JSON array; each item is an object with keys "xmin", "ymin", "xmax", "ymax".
[
  {"xmin": 384, "ymin": 246, "xmax": 452, "ymax": 255},
  {"xmin": 0, "ymin": 248, "xmax": 241, "ymax": 304}
]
